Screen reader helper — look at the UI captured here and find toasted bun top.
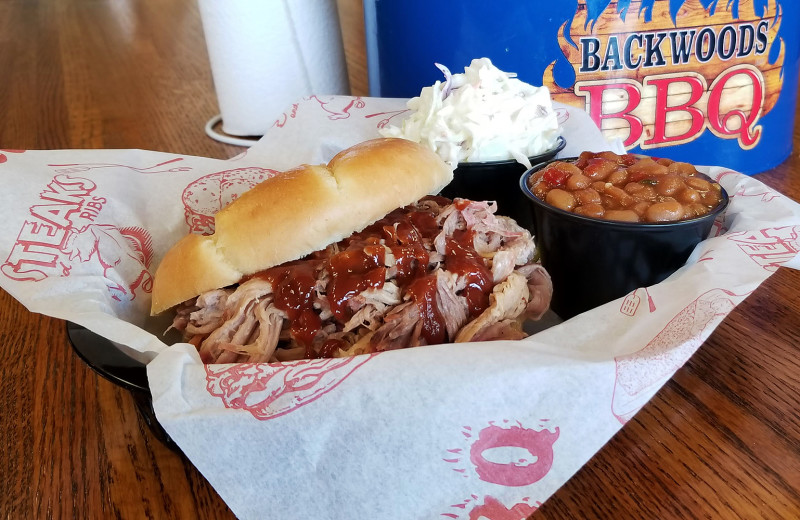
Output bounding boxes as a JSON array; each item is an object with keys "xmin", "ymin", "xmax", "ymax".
[{"xmin": 150, "ymin": 138, "xmax": 454, "ymax": 314}]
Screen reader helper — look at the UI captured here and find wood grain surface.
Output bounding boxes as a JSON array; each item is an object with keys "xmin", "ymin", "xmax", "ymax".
[{"xmin": 0, "ymin": 0, "xmax": 798, "ymax": 519}]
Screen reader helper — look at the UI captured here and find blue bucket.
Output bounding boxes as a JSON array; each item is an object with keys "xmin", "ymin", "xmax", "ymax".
[{"xmin": 364, "ymin": 0, "xmax": 799, "ymax": 174}]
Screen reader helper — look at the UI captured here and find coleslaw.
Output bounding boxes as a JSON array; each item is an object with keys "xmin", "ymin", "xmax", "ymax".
[{"xmin": 380, "ymin": 58, "xmax": 562, "ymax": 168}]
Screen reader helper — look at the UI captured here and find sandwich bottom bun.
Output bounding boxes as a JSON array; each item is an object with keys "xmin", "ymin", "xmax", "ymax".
[{"xmin": 150, "ymin": 138, "xmax": 454, "ymax": 315}]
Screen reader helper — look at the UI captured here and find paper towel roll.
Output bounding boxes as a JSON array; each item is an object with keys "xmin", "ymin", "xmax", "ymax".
[{"xmin": 198, "ymin": 0, "xmax": 350, "ymax": 137}]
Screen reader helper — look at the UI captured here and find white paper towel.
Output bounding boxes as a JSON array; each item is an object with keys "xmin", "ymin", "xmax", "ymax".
[{"xmin": 198, "ymin": 0, "xmax": 349, "ymax": 136}]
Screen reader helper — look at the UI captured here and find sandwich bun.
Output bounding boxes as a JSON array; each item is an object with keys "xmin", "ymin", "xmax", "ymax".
[{"xmin": 150, "ymin": 138, "xmax": 454, "ymax": 315}]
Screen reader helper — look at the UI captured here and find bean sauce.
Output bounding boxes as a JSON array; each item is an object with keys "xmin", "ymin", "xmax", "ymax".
[{"xmin": 528, "ymin": 151, "xmax": 724, "ymax": 223}]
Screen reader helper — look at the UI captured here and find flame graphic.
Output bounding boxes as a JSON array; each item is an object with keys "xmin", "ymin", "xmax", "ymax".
[
  {"xmin": 443, "ymin": 419, "xmax": 559, "ymax": 486},
  {"xmin": 544, "ymin": 0, "xmax": 786, "ymax": 150}
]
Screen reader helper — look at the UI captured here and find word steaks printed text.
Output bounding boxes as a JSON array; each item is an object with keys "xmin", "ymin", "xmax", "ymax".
[{"xmin": 2, "ymin": 174, "xmax": 154, "ymax": 301}]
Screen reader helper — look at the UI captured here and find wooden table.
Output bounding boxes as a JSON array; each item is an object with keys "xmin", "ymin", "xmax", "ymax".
[{"xmin": 0, "ymin": 1, "xmax": 797, "ymax": 518}]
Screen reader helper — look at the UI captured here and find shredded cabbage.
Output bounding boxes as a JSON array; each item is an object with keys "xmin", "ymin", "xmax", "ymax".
[{"xmin": 380, "ymin": 58, "xmax": 562, "ymax": 168}]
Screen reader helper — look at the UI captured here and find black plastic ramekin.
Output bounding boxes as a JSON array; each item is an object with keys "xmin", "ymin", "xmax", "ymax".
[
  {"xmin": 519, "ymin": 158, "xmax": 729, "ymax": 320},
  {"xmin": 440, "ymin": 136, "xmax": 566, "ymax": 229}
]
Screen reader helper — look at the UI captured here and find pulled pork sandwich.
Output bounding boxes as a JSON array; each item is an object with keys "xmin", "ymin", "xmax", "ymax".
[{"xmin": 151, "ymin": 138, "xmax": 552, "ymax": 363}]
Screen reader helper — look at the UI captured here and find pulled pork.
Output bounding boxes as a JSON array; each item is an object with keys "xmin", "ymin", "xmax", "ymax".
[{"xmin": 171, "ymin": 197, "xmax": 552, "ymax": 363}]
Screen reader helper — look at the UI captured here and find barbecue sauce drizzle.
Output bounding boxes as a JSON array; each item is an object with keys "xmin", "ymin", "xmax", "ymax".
[{"xmin": 248, "ymin": 199, "xmax": 494, "ymax": 357}]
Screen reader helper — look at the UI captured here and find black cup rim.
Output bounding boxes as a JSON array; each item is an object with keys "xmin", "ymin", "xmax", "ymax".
[
  {"xmin": 519, "ymin": 156, "xmax": 730, "ymax": 229},
  {"xmin": 456, "ymin": 136, "xmax": 566, "ymax": 168}
]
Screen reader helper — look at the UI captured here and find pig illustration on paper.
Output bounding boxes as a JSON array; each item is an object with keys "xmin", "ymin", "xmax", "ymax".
[
  {"xmin": 62, "ymin": 224, "xmax": 154, "ymax": 302},
  {"xmin": 308, "ymin": 95, "xmax": 366, "ymax": 120}
]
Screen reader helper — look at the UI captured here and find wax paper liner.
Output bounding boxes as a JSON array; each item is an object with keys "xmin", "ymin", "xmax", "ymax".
[{"xmin": 0, "ymin": 97, "xmax": 798, "ymax": 519}]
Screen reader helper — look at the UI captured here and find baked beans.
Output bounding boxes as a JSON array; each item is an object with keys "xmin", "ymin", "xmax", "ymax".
[{"xmin": 527, "ymin": 151, "xmax": 725, "ymax": 223}]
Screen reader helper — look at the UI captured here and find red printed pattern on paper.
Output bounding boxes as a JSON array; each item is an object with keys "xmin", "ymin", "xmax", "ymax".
[
  {"xmin": 727, "ymin": 226, "xmax": 800, "ymax": 271},
  {"xmin": 441, "ymin": 420, "xmax": 558, "ymax": 519},
  {"xmin": 181, "ymin": 167, "xmax": 280, "ymax": 235},
  {"xmin": 611, "ymin": 288, "xmax": 750, "ymax": 423},
  {"xmin": 1, "ymin": 174, "xmax": 154, "ymax": 301},
  {"xmin": 204, "ymin": 355, "xmax": 374, "ymax": 420},
  {"xmin": 0, "ymin": 149, "xmax": 25, "ymax": 164}
]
